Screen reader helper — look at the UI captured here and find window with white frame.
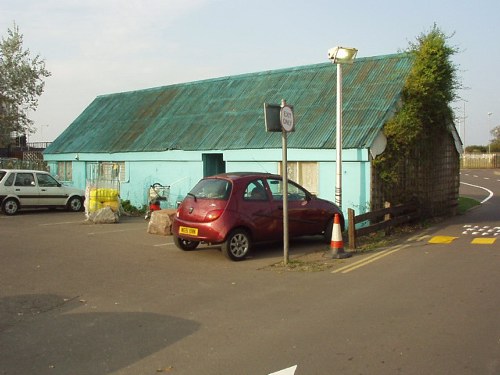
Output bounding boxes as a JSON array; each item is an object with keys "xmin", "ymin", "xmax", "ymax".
[{"xmin": 278, "ymin": 161, "xmax": 318, "ymax": 194}]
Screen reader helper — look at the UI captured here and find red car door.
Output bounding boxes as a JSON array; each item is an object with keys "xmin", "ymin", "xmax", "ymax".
[
  {"xmin": 237, "ymin": 179, "xmax": 282, "ymax": 242},
  {"xmin": 266, "ymin": 178, "xmax": 322, "ymax": 237},
  {"xmin": 265, "ymin": 177, "xmax": 307, "ymax": 236},
  {"xmin": 286, "ymin": 181, "xmax": 323, "ymax": 236}
]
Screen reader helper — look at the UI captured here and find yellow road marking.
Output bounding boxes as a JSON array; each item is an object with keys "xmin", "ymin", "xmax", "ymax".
[
  {"xmin": 471, "ymin": 237, "xmax": 497, "ymax": 245},
  {"xmin": 428, "ymin": 236, "xmax": 458, "ymax": 244},
  {"xmin": 331, "ymin": 244, "xmax": 410, "ymax": 274}
]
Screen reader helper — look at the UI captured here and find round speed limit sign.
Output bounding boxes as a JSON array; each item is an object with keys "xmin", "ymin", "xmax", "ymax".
[{"xmin": 280, "ymin": 105, "xmax": 295, "ymax": 132}]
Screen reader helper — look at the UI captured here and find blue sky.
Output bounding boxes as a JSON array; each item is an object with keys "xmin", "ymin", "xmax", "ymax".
[{"xmin": 1, "ymin": 0, "xmax": 499, "ymax": 146}]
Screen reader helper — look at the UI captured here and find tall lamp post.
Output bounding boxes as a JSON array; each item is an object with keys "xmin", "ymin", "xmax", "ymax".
[
  {"xmin": 488, "ymin": 112, "xmax": 493, "ymax": 153},
  {"xmin": 327, "ymin": 46, "xmax": 358, "ymax": 208}
]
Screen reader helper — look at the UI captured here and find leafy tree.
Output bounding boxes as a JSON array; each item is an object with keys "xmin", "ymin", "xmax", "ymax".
[
  {"xmin": 374, "ymin": 24, "xmax": 460, "ymax": 186},
  {"xmin": 0, "ymin": 23, "xmax": 51, "ymax": 147},
  {"xmin": 465, "ymin": 145, "xmax": 487, "ymax": 153},
  {"xmin": 489, "ymin": 125, "xmax": 500, "ymax": 152}
]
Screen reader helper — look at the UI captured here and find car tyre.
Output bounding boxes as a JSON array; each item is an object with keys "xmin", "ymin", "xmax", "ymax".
[
  {"xmin": 221, "ymin": 228, "xmax": 251, "ymax": 261},
  {"xmin": 67, "ymin": 196, "xmax": 83, "ymax": 212},
  {"xmin": 173, "ymin": 235, "xmax": 200, "ymax": 251},
  {"xmin": 323, "ymin": 218, "xmax": 334, "ymax": 244},
  {"xmin": 2, "ymin": 198, "xmax": 19, "ymax": 215}
]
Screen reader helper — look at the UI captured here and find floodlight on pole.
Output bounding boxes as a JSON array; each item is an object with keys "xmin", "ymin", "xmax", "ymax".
[
  {"xmin": 327, "ymin": 46, "xmax": 358, "ymax": 64},
  {"xmin": 328, "ymin": 46, "xmax": 357, "ymax": 208}
]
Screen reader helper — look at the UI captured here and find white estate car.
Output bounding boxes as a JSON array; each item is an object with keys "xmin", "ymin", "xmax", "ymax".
[{"xmin": 0, "ymin": 169, "xmax": 85, "ymax": 215}]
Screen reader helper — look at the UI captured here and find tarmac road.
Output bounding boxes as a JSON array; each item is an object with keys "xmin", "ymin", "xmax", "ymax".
[{"xmin": 0, "ymin": 169, "xmax": 499, "ymax": 375}]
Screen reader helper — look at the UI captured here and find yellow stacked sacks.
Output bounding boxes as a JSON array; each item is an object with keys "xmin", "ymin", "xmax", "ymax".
[
  {"xmin": 88, "ymin": 188, "xmax": 120, "ymax": 213},
  {"xmin": 88, "ymin": 199, "xmax": 104, "ymax": 212},
  {"xmin": 88, "ymin": 188, "xmax": 100, "ymax": 213},
  {"xmin": 97, "ymin": 188, "xmax": 119, "ymax": 201},
  {"xmin": 102, "ymin": 199, "xmax": 120, "ymax": 212},
  {"xmin": 99, "ymin": 188, "xmax": 120, "ymax": 212}
]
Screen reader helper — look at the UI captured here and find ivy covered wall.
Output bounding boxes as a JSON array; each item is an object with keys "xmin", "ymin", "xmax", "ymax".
[{"xmin": 372, "ymin": 25, "xmax": 461, "ymax": 217}]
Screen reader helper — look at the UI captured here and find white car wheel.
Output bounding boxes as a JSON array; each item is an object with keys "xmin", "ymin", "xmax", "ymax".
[{"xmin": 2, "ymin": 198, "xmax": 19, "ymax": 215}]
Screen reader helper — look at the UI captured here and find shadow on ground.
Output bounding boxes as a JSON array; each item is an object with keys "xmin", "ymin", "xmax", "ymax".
[{"xmin": 0, "ymin": 294, "xmax": 200, "ymax": 375}]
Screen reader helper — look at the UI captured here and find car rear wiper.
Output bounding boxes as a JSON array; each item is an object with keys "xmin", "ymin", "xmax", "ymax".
[{"xmin": 187, "ymin": 192, "xmax": 197, "ymax": 202}]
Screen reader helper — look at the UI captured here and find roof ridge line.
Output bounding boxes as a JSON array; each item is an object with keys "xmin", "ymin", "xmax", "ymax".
[{"xmin": 97, "ymin": 52, "xmax": 411, "ymax": 99}]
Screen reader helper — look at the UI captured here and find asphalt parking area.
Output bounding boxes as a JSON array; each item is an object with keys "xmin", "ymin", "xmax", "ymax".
[
  {"xmin": 0, "ymin": 211, "xmax": 333, "ymax": 374},
  {"xmin": 0, "ymin": 210, "xmax": 330, "ymax": 266}
]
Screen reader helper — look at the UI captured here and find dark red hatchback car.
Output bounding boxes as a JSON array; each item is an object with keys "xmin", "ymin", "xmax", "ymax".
[{"xmin": 172, "ymin": 172, "xmax": 344, "ymax": 261}]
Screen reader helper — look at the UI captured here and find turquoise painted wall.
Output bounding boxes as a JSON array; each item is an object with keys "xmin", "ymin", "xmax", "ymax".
[{"xmin": 44, "ymin": 148, "xmax": 372, "ymax": 215}]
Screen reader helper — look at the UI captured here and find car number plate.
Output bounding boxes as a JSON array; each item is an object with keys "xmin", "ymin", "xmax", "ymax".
[{"xmin": 179, "ymin": 226, "xmax": 198, "ymax": 236}]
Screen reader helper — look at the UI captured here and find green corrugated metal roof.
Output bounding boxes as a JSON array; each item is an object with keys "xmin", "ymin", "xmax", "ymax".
[{"xmin": 45, "ymin": 53, "xmax": 414, "ymax": 154}]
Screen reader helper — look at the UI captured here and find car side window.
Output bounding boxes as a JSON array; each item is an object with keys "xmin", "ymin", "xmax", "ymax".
[
  {"xmin": 4, "ymin": 173, "xmax": 15, "ymax": 186},
  {"xmin": 268, "ymin": 179, "xmax": 284, "ymax": 200},
  {"xmin": 15, "ymin": 173, "xmax": 35, "ymax": 187},
  {"xmin": 288, "ymin": 182, "xmax": 307, "ymax": 201},
  {"xmin": 243, "ymin": 179, "xmax": 267, "ymax": 201},
  {"xmin": 37, "ymin": 173, "xmax": 59, "ymax": 187},
  {"xmin": 268, "ymin": 179, "xmax": 307, "ymax": 201}
]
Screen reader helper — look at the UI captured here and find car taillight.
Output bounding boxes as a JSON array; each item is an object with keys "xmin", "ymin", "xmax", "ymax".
[{"xmin": 204, "ymin": 209, "xmax": 223, "ymax": 222}]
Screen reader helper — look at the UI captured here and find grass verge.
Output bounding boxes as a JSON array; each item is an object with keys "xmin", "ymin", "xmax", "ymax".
[{"xmin": 458, "ymin": 196, "xmax": 480, "ymax": 214}]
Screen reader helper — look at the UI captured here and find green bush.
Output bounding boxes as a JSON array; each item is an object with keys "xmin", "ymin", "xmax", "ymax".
[{"xmin": 121, "ymin": 200, "xmax": 146, "ymax": 215}]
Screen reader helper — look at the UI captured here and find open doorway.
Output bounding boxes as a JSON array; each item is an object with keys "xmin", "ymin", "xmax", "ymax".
[{"xmin": 202, "ymin": 153, "xmax": 225, "ymax": 177}]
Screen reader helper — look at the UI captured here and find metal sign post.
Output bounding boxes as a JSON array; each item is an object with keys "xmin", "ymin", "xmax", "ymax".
[
  {"xmin": 264, "ymin": 100, "xmax": 295, "ymax": 265},
  {"xmin": 281, "ymin": 100, "xmax": 289, "ymax": 265},
  {"xmin": 280, "ymin": 99, "xmax": 295, "ymax": 264}
]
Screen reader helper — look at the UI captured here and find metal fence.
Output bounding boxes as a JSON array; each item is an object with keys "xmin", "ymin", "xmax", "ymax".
[{"xmin": 460, "ymin": 153, "xmax": 500, "ymax": 169}]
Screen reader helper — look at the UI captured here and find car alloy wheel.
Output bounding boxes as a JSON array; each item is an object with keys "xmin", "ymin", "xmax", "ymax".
[{"xmin": 222, "ymin": 229, "xmax": 251, "ymax": 261}]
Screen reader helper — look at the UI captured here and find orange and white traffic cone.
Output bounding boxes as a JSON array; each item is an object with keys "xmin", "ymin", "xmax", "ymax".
[{"xmin": 331, "ymin": 213, "xmax": 352, "ymax": 259}]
